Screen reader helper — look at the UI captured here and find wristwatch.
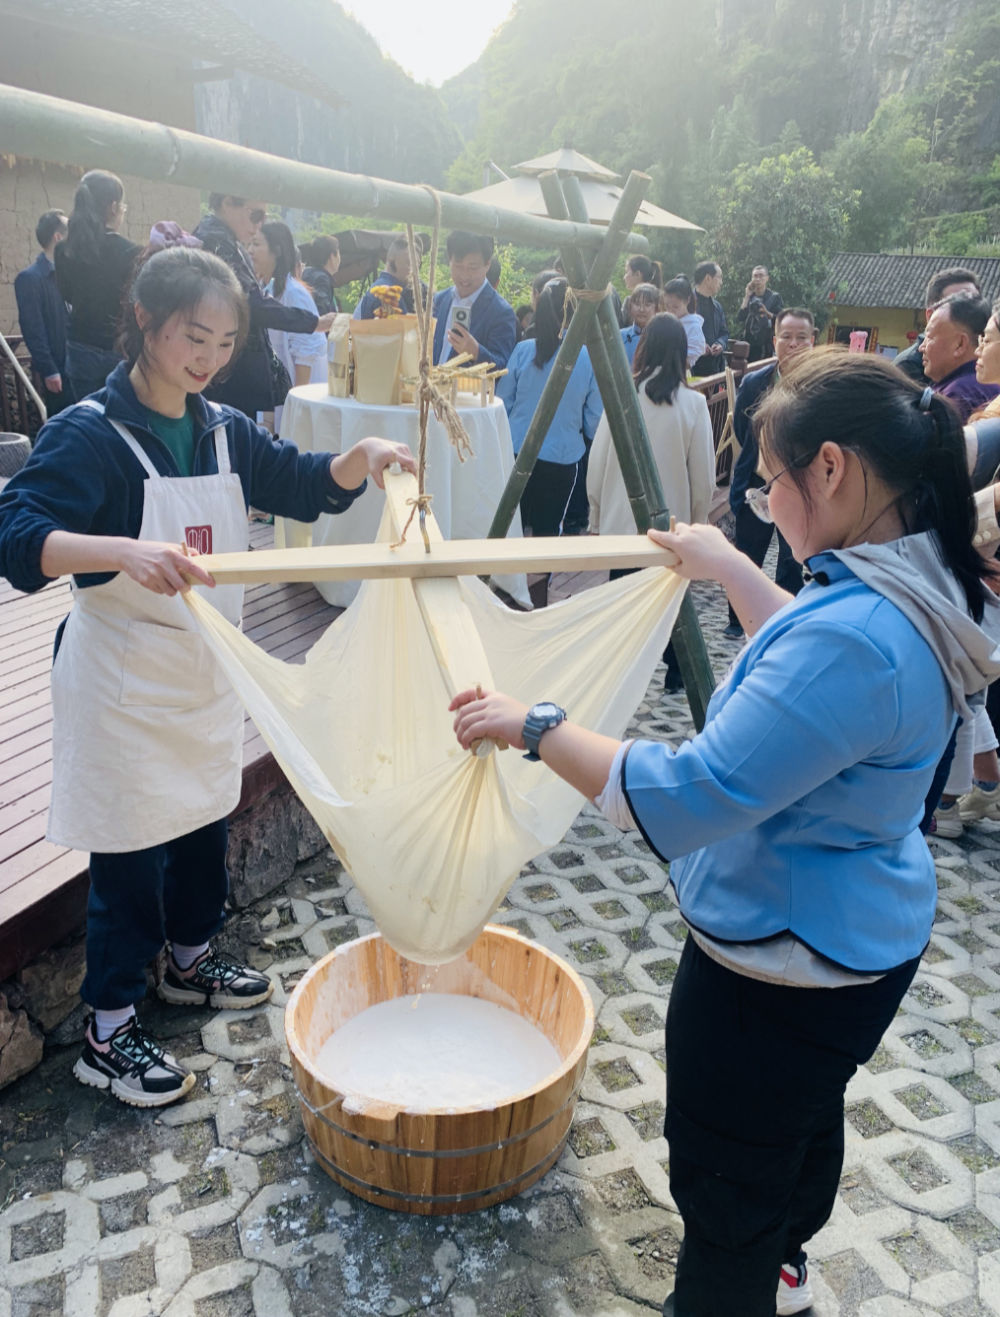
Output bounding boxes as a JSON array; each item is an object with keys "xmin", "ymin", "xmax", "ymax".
[{"xmin": 522, "ymin": 701, "xmax": 567, "ymax": 761}]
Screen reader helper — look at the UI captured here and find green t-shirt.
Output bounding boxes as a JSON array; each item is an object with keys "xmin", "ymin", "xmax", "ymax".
[{"xmin": 145, "ymin": 407, "xmax": 196, "ymax": 477}]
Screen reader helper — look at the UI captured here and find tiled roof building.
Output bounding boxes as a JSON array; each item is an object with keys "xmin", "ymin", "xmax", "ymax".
[
  {"xmin": 825, "ymin": 252, "xmax": 1000, "ymax": 310},
  {"xmin": 821, "ymin": 252, "xmax": 1000, "ymax": 356}
]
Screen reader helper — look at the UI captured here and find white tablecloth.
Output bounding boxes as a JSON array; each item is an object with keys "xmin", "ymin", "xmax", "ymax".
[{"xmin": 276, "ymin": 386, "xmax": 530, "ymax": 608}]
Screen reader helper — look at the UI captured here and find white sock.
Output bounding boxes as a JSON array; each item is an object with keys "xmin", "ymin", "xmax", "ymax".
[
  {"xmin": 94, "ymin": 1006, "xmax": 136, "ymax": 1042},
  {"xmin": 171, "ymin": 941, "xmax": 210, "ymax": 970}
]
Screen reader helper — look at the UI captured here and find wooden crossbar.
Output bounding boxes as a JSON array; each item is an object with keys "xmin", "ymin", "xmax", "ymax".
[
  {"xmin": 195, "ymin": 533, "xmax": 676, "ymax": 585},
  {"xmin": 195, "ymin": 473, "xmax": 678, "ymax": 584}
]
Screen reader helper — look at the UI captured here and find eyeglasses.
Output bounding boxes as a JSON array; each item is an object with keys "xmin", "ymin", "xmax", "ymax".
[{"xmin": 745, "ymin": 455, "xmax": 812, "ymax": 523}]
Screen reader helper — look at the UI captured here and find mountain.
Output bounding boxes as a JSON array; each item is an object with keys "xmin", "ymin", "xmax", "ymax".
[
  {"xmin": 442, "ymin": 0, "xmax": 1000, "ymax": 242},
  {"xmin": 196, "ymin": 0, "xmax": 460, "ymax": 186}
]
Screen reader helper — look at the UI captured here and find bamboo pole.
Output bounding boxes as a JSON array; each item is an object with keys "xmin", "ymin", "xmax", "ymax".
[
  {"xmin": 559, "ymin": 177, "xmax": 716, "ymax": 729},
  {"xmin": 486, "ymin": 171, "xmax": 651, "ymax": 540},
  {"xmin": 0, "ymin": 85, "xmax": 649, "ymax": 256}
]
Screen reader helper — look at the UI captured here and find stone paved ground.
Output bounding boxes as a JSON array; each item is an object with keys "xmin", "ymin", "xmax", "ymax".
[{"xmin": 2, "ymin": 576, "xmax": 1000, "ymax": 1317}]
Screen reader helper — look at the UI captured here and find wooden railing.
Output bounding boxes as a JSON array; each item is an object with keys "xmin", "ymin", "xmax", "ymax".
[{"xmin": 0, "ymin": 335, "xmax": 45, "ymax": 438}]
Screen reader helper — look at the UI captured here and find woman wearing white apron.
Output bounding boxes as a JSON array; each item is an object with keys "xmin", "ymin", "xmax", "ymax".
[{"xmin": 0, "ymin": 247, "xmax": 413, "ymax": 1106}]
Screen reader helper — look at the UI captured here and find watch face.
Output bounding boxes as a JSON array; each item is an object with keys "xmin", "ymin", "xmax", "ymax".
[{"xmin": 531, "ymin": 702, "xmax": 562, "ymax": 720}]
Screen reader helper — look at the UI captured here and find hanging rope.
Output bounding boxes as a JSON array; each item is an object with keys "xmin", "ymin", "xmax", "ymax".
[
  {"xmin": 391, "ymin": 186, "xmax": 475, "ymax": 551},
  {"xmin": 561, "ymin": 284, "xmax": 614, "ymax": 335}
]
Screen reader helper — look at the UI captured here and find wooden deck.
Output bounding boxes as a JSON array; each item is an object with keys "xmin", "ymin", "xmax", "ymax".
[{"xmin": 0, "ymin": 521, "xmax": 341, "ymax": 982}]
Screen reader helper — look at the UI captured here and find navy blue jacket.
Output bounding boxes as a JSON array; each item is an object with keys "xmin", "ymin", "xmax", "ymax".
[
  {"xmin": 729, "ymin": 363, "xmax": 778, "ymax": 512},
  {"xmin": 691, "ymin": 292, "xmax": 729, "ymax": 376},
  {"xmin": 14, "ymin": 252, "xmax": 68, "ymax": 380},
  {"xmin": 354, "ymin": 270, "xmax": 419, "ymax": 319},
  {"xmin": 0, "ymin": 363, "xmax": 364, "ymax": 595},
  {"xmin": 432, "ymin": 282, "xmax": 518, "ymax": 370}
]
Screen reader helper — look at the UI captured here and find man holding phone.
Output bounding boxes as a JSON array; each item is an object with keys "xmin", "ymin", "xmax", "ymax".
[{"xmin": 432, "ymin": 232, "xmax": 517, "ymax": 371}]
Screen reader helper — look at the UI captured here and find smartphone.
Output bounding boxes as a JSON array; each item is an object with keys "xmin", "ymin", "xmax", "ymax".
[{"xmin": 453, "ymin": 306, "xmax": 470, "ymax": 330}]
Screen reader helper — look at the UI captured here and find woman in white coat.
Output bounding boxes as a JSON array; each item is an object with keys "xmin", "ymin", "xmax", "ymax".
[
  {"xmin": 589, "ymin": 312, "xmax": 715, "ymax": 531},
  {"xmin": 588, "ymin": 313, "xmax": 715, "ymax": 690}
]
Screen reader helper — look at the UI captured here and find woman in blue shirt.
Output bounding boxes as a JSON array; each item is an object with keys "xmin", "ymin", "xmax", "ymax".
[
  {"xmin": 452, "ymin": 351, "xmax": 1000, "ymax": 1316},
  {"xmin": 497, "ymin": 278, "xmax": 602, "ymax": 605},
  {"xmin": 621, "ymin": 282, "xmax": 662, "ymax": 364}
]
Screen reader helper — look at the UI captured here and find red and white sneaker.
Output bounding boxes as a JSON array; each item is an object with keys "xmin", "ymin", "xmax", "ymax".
[{"xmin": 777, "ymin": 1259, "xmax": 814, "ymax": 1315}]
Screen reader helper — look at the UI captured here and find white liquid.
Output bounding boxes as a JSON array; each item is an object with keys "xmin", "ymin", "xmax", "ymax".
[{"xmin": 314, "ymin": 994, "xmax": 561, "ymax": 1111}]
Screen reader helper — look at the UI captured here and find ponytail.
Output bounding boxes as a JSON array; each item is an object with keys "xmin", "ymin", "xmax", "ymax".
[
  {"xmin": 911, "ymin": 388, "xmax": 990, "ymax": 622},
  {"xmin": 626, "ymin": 255, "xmax": 662, "ymax": 289},
  {"xmin": 64, "ymin": 170, "xmax": 124, "ymax": 265},
  {"xmin": 754, "ymin": 348, "xmax": 992, "ymax": 622}
]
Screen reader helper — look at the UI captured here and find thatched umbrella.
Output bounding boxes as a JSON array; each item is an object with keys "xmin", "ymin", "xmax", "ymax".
[{"xmin": 462, "ymin": 148, "xmax": 702, "ymax": 232}]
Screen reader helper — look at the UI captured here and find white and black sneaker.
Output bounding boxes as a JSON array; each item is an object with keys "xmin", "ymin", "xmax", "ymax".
[
  {"xmin": 74, "ymin": 1015, "xmax": 195, "ymax": 1108},
  {"xmin": 157, "ymin": 944, "xmax": 274, "ymax": 1010}
]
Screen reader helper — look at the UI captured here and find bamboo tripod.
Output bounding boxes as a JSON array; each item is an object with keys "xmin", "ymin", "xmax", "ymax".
[
  {"xmin": 487, "ymin": 171, "xmax": 716, "ymax": 727},
  {"xmin": 0, "ymin": 84, "xmax": 717, "ymax": 728}
]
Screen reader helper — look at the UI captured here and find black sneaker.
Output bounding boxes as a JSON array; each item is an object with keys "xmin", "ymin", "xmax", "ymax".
[
  {"xmin": 74, "ymin": 1015, "xmax": 195, "ymax": 1108},
  {"xmin": 157, "ymin": 944, "xmax": 274, "ymax": 1010}
]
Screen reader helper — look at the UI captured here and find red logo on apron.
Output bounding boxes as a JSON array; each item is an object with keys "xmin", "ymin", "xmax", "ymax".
[{"xmin": 185, "ymin": 524, "xmax": 213, "ymax": 555}]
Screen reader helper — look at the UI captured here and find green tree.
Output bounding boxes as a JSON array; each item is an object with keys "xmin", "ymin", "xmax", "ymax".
[
  {"xmin": 710, "ymin": 148, "xmax": 856, "ymax": 314},
  {"xmin": 824, "ymin": 98, "xmax": 941, "ymax": 251}
]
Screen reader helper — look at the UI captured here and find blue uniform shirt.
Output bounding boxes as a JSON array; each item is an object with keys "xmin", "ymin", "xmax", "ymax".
[
  {"xmin": 623, "ymin": 553, "xmax": 951, "ymax": 972},
  {"xmin": 497, "ymin": 341, "xmax": 603, "ymax": 466}
]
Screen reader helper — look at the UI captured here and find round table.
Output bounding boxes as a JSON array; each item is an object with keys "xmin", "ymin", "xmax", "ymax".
[{"xmin": 276, "ymin": 386, "xmax": 530, "ymax": 608}]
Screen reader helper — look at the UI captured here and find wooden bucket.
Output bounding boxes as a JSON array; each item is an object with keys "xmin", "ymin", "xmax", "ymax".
[{"xmin": 285, "ymin": 925, "xmax": 594, "ymax": 1215}]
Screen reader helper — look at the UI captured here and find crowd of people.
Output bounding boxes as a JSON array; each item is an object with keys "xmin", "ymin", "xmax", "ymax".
[{"xmin": 7, "ymin": 172, "xmax": 1000, "ymax": 1317}]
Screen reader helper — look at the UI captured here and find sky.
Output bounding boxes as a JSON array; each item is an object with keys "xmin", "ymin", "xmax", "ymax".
[{"xmin": 342, "ymin": 0, "xmax": 516, "ymax": 86}]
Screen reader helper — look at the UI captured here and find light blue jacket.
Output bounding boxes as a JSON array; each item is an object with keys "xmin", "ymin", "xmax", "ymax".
[
  {"xmin": 621, "ymin": 324, "xmax": 641, "ymax": 365},
  {"xmin": 497, "ymin": 341, "xmax": 603, "ymax": 465},
  {"xmin": 623, "ymin": 552, "xmax": 952, "ymax": 972}
]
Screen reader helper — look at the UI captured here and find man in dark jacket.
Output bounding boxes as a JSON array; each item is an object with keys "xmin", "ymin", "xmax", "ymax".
[
  {"xmin": 14, "ymin": 210, "xmax": 72, "ymax": 416},
  {"xmin": 691, "ymin": 261, "xmax": 729, "ymax": 376},
  {"xmin": 921, "ymin": 293, "xmax": 999, "ymax": 423},
  {"xmin": 736, "ymin": 265, "xmax": 782, "ymax": 361},
  {"xmin": 432, "ymin": 233, "xmax": 517, "ymax": 371},
  {"xmin": 895, "ymin": 267, "xmax": 981, "ymax": 386},
  {"xmin": 725, "ymin": 308, "xmax": 815, "ymax": 637},
  {"xmin": 194, "ymin": 196, "xmax": 335, "ymax": 419}
]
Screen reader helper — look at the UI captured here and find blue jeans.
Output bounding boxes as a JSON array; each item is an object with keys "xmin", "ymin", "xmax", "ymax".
[
  {"xmin": 82, "ymin": 819, "xmax": 230, "ymax": 1008},
  {"xmin": 65, "ymin": 340, "xmax": 123, "ymax": 401}
]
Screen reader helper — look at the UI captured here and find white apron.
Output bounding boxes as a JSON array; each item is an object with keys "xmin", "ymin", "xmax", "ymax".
[{"xmin": 47, "ymin": 403, "xmax": 249, "ymax": 852}]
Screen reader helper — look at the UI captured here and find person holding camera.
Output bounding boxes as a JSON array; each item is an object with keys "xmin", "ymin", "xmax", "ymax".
[{"xmin": 737, "ymin": 265, "xmax": 783, "ymax": 362}]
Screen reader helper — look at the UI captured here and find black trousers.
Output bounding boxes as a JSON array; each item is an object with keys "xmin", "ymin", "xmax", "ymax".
[
  {"xmin": 82, "ymin": 819, "xmax": 230, "ymax": 1009},
  {"xmin": 727, "ymin": 502, "xmax": 803, "ymax": 628},
  {"xmin": 665, "ymin": 936, "xmax": 919, "ymax": 1316},
  {"xmin": 563, "ymin": 441, "xmax": 591, "ymax": 532},
  {"xmin": 519, "ymin": 458, "xmax": 577, "ymax": 538}
]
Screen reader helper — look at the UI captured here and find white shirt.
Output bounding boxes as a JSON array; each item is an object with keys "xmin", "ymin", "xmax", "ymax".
[
  {"xmin": 267, "ymin": 278, "xmax": 327, "ymax": 386},
  {"xmin": 443, "ymin": 279, "xmax": 489, "ymax": 361}
]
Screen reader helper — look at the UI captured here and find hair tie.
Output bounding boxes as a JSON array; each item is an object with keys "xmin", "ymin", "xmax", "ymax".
[{"xmin": 918, "ymin": 386, "xmax": 933, "ymax": 412}]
